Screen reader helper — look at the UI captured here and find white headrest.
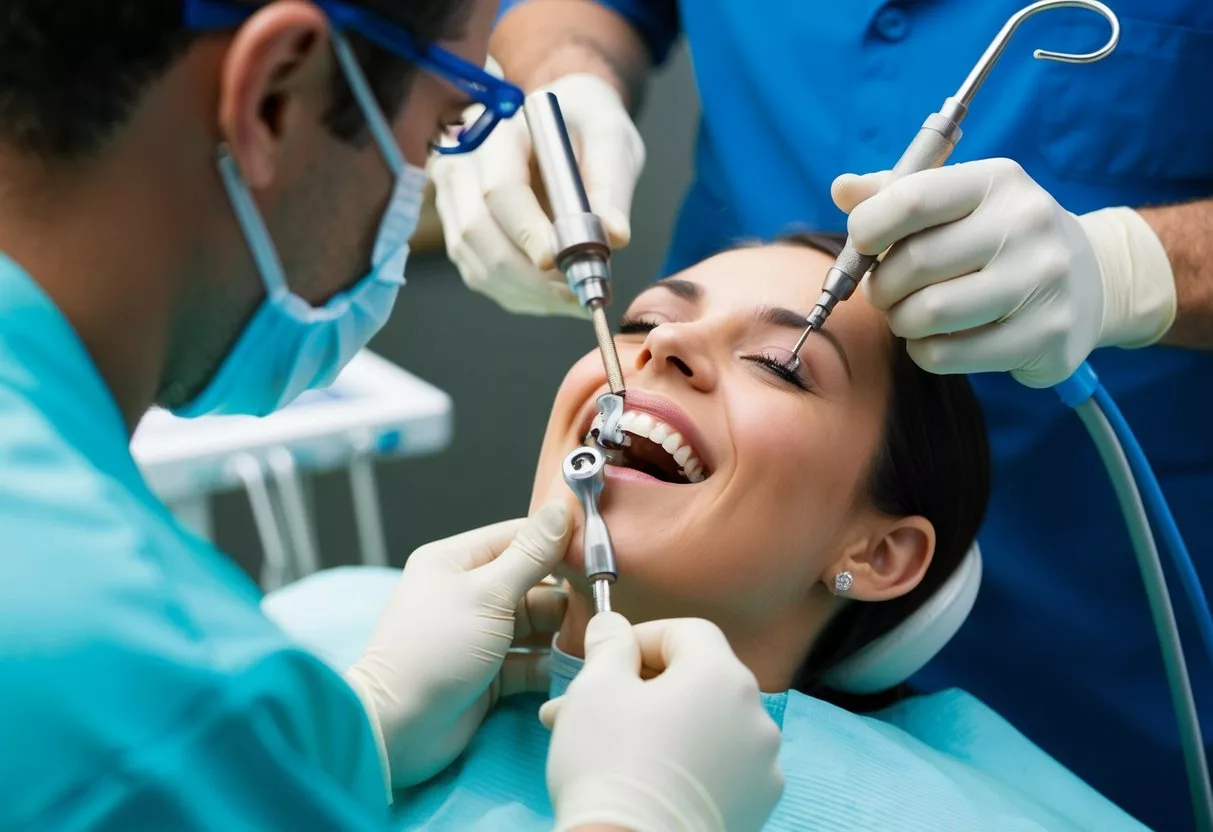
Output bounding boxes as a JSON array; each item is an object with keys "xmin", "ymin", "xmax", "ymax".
[{"xmin": 820, "ymin": 542, "xmax": 983, "ymax": 695}]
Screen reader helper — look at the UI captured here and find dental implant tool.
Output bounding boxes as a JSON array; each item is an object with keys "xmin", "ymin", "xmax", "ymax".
[
  {"xmin": 563, "ymin": 445, "xmax": 617, "ymax": 614},
  {"xmin": 525, "ymin": 91, "xmax": 627, "ymax": 449},
  {"xmin": 789, "ymin": 0, "xmax": 1120, "ymax": 363}
]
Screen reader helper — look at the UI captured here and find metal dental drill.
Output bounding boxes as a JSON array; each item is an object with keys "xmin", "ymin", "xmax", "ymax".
[
  {"xmin": 789, "ymin": 0, "xmax": 1120, "ymax": 361},
  {"xmin": 562, "ymin": 445, "xmax": 617, "ymax": 614},
  {"xmin": 524, "ymin": 92, "xmax": 627, "ymax": 450}
]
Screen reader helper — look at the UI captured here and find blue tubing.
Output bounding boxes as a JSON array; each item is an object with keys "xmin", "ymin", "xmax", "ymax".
[
  {"xmin": 1056, "ymin": 362, "xmax": 1213, "ymax": 670},
  {"xmin": 1092, "ymin": 382, "xmax": 1213, "ymax": 669}
]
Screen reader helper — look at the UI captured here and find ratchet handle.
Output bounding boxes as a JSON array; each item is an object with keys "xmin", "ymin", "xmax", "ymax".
[
  {"xmin": 834, "ymin": 109, "xmax": 965, "ymax": 287},
  {"xmin": 563, "ymin": 446, "xmax": 619, "ymax": 583}
]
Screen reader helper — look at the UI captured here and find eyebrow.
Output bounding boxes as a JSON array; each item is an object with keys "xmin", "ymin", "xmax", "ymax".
[
  {"xmin": 652, "ymin": 278, "xmax": 701, "ymax": 301},
  {"xmin": 646, "ymin": 280, "xmax": 853, "ymax": 378}
]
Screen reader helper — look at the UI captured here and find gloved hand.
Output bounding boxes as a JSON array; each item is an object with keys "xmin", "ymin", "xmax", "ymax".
[
  {"xmin": 431, "ymin": 71, "xmax": 645, "ymax": 317},
  {"xmin": 832, "ymin": 158, "xmax": 1176, "ymax": 387},
  {"xmin": 541, "ymin": 614, "xmax": 784, "ymax": 832},
  {"xmin": 345, "ymin": 502, "xmax": 571, "ymax": 791}
]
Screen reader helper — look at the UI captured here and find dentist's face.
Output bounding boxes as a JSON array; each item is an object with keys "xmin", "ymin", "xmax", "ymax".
[
  {"xmin": 531, "ymin": 244, "xmax": 896, "ymax": 624},
  {"xmin": 160, "ymin": 0, "xmax": 497, "ymax": 409},
  {"xmin": 266, "ymin": 0, "xmax": 499, "ymax": 311}
]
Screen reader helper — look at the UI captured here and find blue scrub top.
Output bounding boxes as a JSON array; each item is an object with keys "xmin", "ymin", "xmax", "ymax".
[
  {"xmin": 497, "ymin": 2, "xmax": 1213, "ymax": 827},
  {"xmin": 0, "ymin": 255, "xmax": 389, "ymax": 829}
]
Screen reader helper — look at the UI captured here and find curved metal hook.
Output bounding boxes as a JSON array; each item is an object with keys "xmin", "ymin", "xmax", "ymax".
[{"xmin": 955, "ymin": 0, "xmax": 1120, "ymax": 107}]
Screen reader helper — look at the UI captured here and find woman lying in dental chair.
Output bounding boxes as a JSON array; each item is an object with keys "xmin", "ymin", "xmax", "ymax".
[{"xmin": 267, "ymin": 233, "xmax": 1148, "ymax": 831}]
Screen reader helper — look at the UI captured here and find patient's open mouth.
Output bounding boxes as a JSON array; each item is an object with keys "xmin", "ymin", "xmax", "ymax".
[{"xmin": 586, "ymin": 410, "xmax": 708, "ymax": 484}]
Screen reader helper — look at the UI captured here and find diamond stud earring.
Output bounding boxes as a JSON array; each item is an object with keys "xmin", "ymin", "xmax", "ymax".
[{"xmin": 832, "ymin": 571, "xmax": 854, "ymax": 595}]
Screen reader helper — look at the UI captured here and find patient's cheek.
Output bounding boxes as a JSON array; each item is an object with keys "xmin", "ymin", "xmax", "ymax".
[{"xmin": 738, "ymin": 398, "xmax": 868, "ymax": 500}]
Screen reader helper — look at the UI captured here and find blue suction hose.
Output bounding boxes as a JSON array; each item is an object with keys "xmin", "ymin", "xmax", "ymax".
[
  {"xmin": 1056, "ymin": 364, "xmax": 1213, "ymax": 664},
  {"xmin": 1055, "ymin": 362, "xmax": 1213, "ymax": 831}
]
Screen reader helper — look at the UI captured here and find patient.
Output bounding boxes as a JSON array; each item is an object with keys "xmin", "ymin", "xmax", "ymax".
[
  {"xmin": 388, "ymin": 233, "xmax": 1147, "ymax": 830},
  {"xmin": 532, "ymin": 231, "xmax": 989, "ymax": 700},
  {"xmin": 267, "ymin": 234, "xmax": 1149, "ymax": 830}
]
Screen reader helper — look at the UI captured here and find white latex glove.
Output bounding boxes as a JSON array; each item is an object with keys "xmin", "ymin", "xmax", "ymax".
[
  {"xmin": 541, "ymin": 614, "xmax": 784, "ymax": 832},
  {"xmin": 432, "ymin": 71, "xmax": 645, "ymax": 317},
  {"xmin": 833, "ymin": 159, "xmax": 1176, "ymax": 388},
  {"xmin": 345, "ymin": 502, "xmax": 571, "ymax": 791}
]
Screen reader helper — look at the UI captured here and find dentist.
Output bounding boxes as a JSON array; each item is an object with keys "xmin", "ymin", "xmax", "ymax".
[
  {"xmin": 432, "ymin": 2, "xmax": 1213, "ymax": 827},
  {"xmin": 0, "ymin": 2, "xmax": 782, "ymax": 830}
]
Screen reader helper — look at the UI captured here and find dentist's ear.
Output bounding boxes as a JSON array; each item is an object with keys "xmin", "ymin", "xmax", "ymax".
[
  {"xmin": 829, "ymin": 516, "xmax": 935, "ymax": 602},
  {"xmin": 216, "ymin": 1, "xmax": 333, "ymax": 187}
]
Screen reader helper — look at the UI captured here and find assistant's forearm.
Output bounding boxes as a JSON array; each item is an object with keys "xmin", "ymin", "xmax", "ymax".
[
  {"xmin": 492, "ymin": 0, "xmax": 651, "ymax": 111},
  {"xmin": 1140, "ymin": 198, "xmax": 1213, "ymax": 348}
]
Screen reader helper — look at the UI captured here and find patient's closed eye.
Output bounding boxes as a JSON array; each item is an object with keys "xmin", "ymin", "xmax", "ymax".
[{"xmin": 743, "ymin": 351, "xmax": 811, "ymax": 391}]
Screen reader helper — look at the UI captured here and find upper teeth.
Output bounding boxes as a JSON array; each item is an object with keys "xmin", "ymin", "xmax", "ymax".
[{"xmin": 588, "ymin": 410, "xmax": 707, "ymax": 483}]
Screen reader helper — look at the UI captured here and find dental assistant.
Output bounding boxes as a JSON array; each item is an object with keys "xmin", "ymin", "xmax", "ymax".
[
  {"xmin": 433, "ymin": 1, "xmax": 1213, "ymax": 827},
  {"xmin": 0, "ymin": 2, "xmax": 785, "ymax": 830}
]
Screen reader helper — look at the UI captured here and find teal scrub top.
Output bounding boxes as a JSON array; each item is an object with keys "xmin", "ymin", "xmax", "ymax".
[{"xmin": 0, "ymin": 255, "xmax": 389, "ymax": 829}]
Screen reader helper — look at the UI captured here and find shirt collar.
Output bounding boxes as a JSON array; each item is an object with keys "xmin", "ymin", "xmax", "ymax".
[
  {"xmin": 549, "ymin": 637, "xmax": 789, "ymax": 730},
  {"xmin": 0, "ymin": 253, "xmax": 156, "ymax": 502}
]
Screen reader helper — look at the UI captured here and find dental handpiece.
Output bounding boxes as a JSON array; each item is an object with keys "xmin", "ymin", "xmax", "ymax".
[
  {"xmin": 525, "ymin": 91, "xmax": 626, "ymax": 448},
  {"xmin": 563, "ymin": 445, "xmax": 617, "ymax": 615},
  {"xmin": 790, "ymin": 102, "xmax": 967, "ymax": 357},
  {"xmin": 792, "ymin": 0, "xmax": 1120, "ymax": 354}
]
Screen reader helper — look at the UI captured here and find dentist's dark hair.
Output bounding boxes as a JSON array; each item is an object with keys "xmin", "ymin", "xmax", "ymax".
[
  {"xmin": 0, "ymin": 0, "xmax": 473, "ymax": 159},
  {"xmin": 770, "ymin": 231, "xmax": 992, "ymax": 708}
]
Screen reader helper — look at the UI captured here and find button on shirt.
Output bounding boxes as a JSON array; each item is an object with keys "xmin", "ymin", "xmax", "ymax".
[{"xmin": 874, "ymin": 6, "xmax": 910, "ymax": 41}]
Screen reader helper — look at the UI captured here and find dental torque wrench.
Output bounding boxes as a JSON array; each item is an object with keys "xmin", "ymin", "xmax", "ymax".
[
  {"xmin": 525, "ymin": 91, "xmax": 626, "ymax": 449},
  {"xmin": 790, "ymin": 0, "xmax": 1121, "ymax": 357},
  {"xmin": 563, "ymin": 446, "xmax": 617, "ymax": 614}
]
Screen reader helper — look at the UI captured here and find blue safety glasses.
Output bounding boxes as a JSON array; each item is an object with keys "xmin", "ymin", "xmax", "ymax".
[{"xmin": 184, "ymin": 0, "xmax": 524, "ymax": 154}]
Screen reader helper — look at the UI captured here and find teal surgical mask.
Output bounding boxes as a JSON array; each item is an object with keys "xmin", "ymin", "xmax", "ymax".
[{"xmin": 174, "ymin": 30, "xmax": 425, "ymax": 418}]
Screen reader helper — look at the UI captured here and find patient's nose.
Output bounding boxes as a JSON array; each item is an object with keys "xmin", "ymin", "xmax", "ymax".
[{"xmin": 637, "ymin": 324, "xmax": 717, "ymax": 392}]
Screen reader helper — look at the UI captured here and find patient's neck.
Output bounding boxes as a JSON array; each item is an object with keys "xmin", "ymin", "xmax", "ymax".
[{"xmin": 555, "ymin": 589, "xmax": 831, "ymax": 693}]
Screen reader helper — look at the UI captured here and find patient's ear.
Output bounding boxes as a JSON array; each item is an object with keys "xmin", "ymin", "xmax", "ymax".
[{"xmin": 829, "ymin": 516, "xmax": 935, "ymax": 601}]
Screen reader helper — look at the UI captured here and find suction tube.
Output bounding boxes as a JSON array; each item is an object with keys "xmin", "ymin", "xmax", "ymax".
[{"xmin": 1055, "ymin": 362, "xmax": 1213, "ymax": 831}]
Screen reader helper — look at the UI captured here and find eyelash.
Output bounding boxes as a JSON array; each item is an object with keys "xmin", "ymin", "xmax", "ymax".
[
  {"xmin": 743, "ymin": 351, "xmax": 811, "ymax": 391},
  {"xmin": 618, "ymin": 315, "xmax": 662, "ymax": 334},
  {"xmin": 616, "ymin": 316, "xmax": 811, "ymax": 391}
]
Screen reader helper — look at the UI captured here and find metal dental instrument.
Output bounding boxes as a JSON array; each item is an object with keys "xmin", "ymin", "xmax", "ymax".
[
  {"xmin": 563, "ymin": 445, "xmax": 617, "ymax": 614},
  {"xmin": 525, "ymin": 92, "xmax": 627, "ymax": 449},
  {"xmin": 530, "ymin": 92, "xmax": 626, "ymax": 614},
  {"xmin": 788, "ymin": 0, "xmax": 1120, "ymax": 362}
]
